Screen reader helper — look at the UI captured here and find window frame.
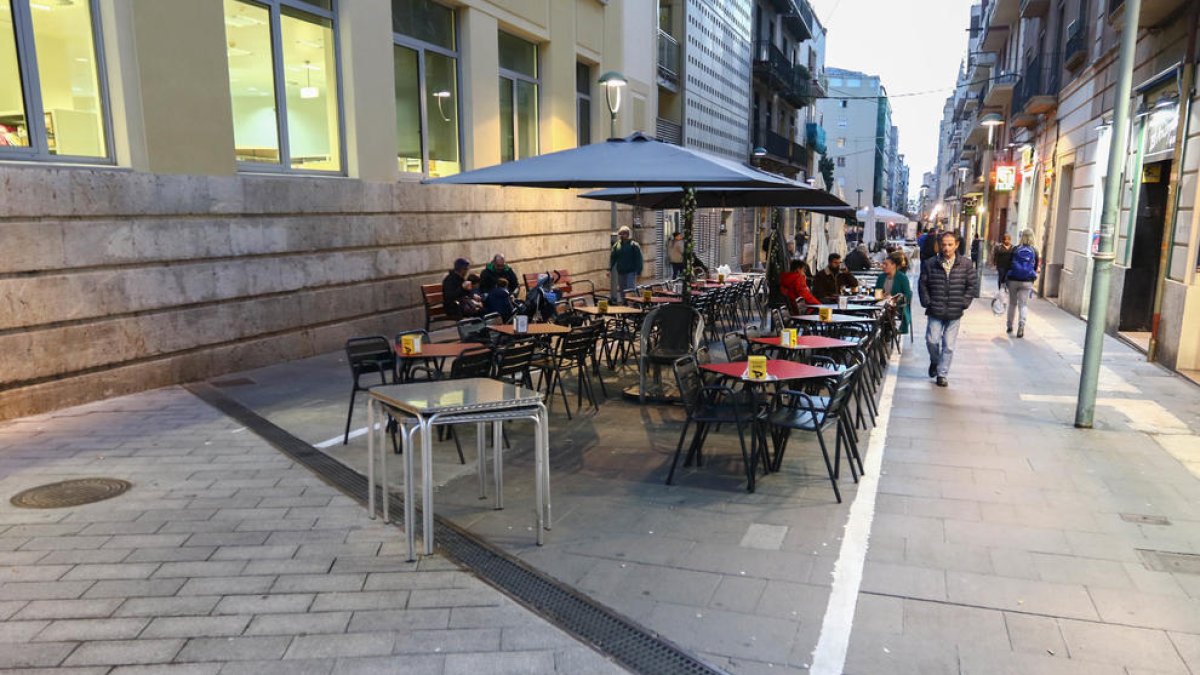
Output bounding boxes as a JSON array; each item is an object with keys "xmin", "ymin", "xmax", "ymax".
[
  {"xmin": 392, "ymin": 0, "xmax": 460, "ymax": 177},
  {"xmin": 231, "ymin": 0, "xmax": 346, "ymax": 175},
  {"xmin": 1, "ymin": 0, "xmax": 114, "ymax": 164},
  {"xmin": 498, "ymin": 31, "xmax": 539, "ymax": 162},
  {"xmin": 575, "ymin": 61, "xmax": 591, "ymax": 147}
]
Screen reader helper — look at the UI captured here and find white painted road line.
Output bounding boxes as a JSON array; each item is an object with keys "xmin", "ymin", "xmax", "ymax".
[
  {"xmin": 314, "ymin": 423, "xmax": 382, "ymax": 449},
  {"xmin": 809, "ymin": 352, "xmax": 900, "ymax": 675}
]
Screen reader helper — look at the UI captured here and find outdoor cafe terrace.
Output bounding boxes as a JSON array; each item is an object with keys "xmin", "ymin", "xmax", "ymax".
[{"xmin": 198, "ymin": 269, "xmax": 903, "ymax": 674}]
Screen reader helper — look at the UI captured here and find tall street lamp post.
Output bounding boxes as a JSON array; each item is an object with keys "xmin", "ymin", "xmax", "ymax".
[
  {"xmin": 978, "ymin": 112, "xmax": 1004, "ymax": 292},
  {"xmin": 598, "ymin": 71, "xmax": 628, "ymax": 235},
  {"xmin": 855, "ymin": 188, "xmax": 863, "ymax": 246},
  {"xmin": 1076, "ymin": 0, "xmax": 1141, "ymax": 427}
]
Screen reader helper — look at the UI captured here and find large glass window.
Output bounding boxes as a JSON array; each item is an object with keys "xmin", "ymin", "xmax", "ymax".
[
  {"xmin": 0, "ymin": 0, "xmax": 109, "ymax": 160},
  {"xmin": 223, "ymin": 0, "xmax": 341, "ymax": 172},
  {"xmin": 498, "ymin": 31, "xmax": 537, "ymax": 162},
  {"xmin": 392, "ymin": 0, "xmax": 459, "ymax": 176},
  {"xmin": 576, "ymin": 62, "xmax": 590, "ymax": 147}
]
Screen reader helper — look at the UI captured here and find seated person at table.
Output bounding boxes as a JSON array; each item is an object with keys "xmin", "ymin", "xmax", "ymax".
[
  {"xmin": 844, "ymin": 244, "xmax": 872, "ymax": 271},
  {"xmin": 523, "ymin": 274, "xmax": 559, "ymax": 322},
  {"xmin": 483, "ymin": 277, "xmax": 516, "ymax": 321},
  {"xmin": 479, "ymin": 254, "xmax": 520, "ymax": 295},
  {"xmin": 875, "ymin": 252, "xmax": 913, "ymax": 334},
  {"xmin": 780, "ymin": 260, "xmax": 820, "ymax": 313},
  {"xmin": 811, "ymin": 253, "xmax": 860, "ymax": 302},
  {"xmin": 443, "ymin": 258, "xmax": 483, "ymax": 318}
]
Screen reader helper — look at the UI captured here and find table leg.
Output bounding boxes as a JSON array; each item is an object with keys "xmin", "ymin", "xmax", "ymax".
[
  {"xmin": 380, "ymin": 414, "xmax": 389, "ymax": 524},
  {"xmin": 492, "ymin": 420, "xmax": 503, "ymax": 509},
  {"xmin": 534, "ymin": 409, "xmax": 544, "ymax": 545},
  {"xmin": 366, "ymin": 399, "xmax": 375, "ymax": 519},
  {"xmin": 476, "ymin": 422, "xmax": 486, "ymax": 500},
  {"xmin": 403, "ymin": 424, "xmax": 416, "ymax": 563},
  {"xmin": 540, "ymin": 403, "xmax": 551, "ymax": 532},
  {"xmin": 422, "ymin": 418, "xmax": 434, "ymax": 557}
]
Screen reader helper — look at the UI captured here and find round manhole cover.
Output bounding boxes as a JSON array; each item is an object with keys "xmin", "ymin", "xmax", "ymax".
[{"xmin": 11, "ymin": 478, "xmax": 132, "ymax": 509}]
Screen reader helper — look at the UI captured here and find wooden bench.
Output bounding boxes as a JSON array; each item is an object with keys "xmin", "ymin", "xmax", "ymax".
[
  {"xmin": 421, "ymin": 283, "xmax": 453, "ymax": 332},
  {"xmin": 522, "ymin": 269, "xmax": 596, "ymax": 300}
]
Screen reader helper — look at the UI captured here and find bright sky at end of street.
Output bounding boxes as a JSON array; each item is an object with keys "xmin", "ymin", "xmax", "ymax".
[{"xmin": 808, "ymin": 0, "xmax": 974, "ymax": 204}]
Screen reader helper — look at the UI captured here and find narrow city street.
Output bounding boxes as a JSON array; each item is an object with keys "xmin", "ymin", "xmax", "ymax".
[{"xmin": 0, "ymin": 286, "xmax": 1197, "ymax": 674}]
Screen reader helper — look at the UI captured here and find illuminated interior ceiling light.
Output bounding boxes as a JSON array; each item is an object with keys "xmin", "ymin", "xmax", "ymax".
[
  {"xmin": 297, "ymin": 39, "xmax": 323, "ymax": 49},
  {"xmin": 300, "ymin": 60, "xmax": 318, "ymax": 99},
  {"xmin": 432, "ymin": 91, "xmax": 452, "ymax": 122}
]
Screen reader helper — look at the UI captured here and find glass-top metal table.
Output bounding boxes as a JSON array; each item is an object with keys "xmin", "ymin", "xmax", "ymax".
[{"xmin": 367, "ymin": 378, "xmax": 549, "ymax": 560}]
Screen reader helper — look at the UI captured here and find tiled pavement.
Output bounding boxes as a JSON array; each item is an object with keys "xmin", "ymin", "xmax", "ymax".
[
  {"xmin": 844, "ymin": 292, "xmax": 1200, "ymax": 675},
  {"xmin": 2, "ymin": 277, "xmax": 1200, "ymax": 674},
  {"xmin": 0, "ymin": 389, "xmax": 627, "ymax": 674}
]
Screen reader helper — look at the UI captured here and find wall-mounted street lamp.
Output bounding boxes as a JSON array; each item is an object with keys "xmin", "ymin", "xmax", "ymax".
[{"xmin": 598, "ymin": 71, "xmax": 628, "ymax": 139}]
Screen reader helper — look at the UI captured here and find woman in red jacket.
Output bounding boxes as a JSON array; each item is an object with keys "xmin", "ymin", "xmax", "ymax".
[{"xmin": 780, "ymin": 260, "xmax": 820, "ymax": 313}]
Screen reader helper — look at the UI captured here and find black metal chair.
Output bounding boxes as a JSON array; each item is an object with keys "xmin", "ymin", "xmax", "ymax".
[
  {"xmin": 722, "ymin": 332, "xmax": 748, "ymax": 363},
  {"xmin": 638, "ymin": 304, "xmax": 704, "ymax": 403},
  {"xmin": 343, "ymin": 336, "xmax": 396, "ymax": 445},
  {"xmin": 766, "ymin": 364, "xmax": 860, "ymax": 503},
  {"xmin": 394, "ymin": 329, "xmax": 439, "ymax": 383},
  {"xmin": 668, "ymin": 355, "xmax": 760, "ymax": 491},
  {"xmin": 538, "ymin": 324, "xmax": 602, "ymax": 419},
  {"xmin": 493, "ymin": 338, "xmax": 537, "ymax": 389}
]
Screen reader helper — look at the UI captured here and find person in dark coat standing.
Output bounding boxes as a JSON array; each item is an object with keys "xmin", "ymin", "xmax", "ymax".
[
  {"xmin": 991, "ymin": 234, "xmax": 1014, "ymax": 289},
  {"xmin": 918, "ymin": 231, "xmax": 979, "ymax": 387}
]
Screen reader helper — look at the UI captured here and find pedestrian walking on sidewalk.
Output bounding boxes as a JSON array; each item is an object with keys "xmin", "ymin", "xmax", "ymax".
[
  {"xmin": 1004, "ymin": 228, "xmax": 1040, "ymax": 338},
  {"xmin": 609, "ymin": 226, "xmax": 643, "ymax": 302},
  {"xmin": 918, "ymin": 231, "xmax": 979, "ymax": 387},
  {"xmin": 992, "ymin": 234, "xmax": 1014, "ymax": 289}
]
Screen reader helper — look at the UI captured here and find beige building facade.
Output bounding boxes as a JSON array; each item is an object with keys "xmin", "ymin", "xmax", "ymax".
[{"xmin": 0, "ymin": 0, "xmax": 658, "ymax": 419}]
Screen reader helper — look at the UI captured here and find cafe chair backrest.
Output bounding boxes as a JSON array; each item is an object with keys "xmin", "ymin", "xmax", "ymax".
[{"xmin": 449, "ymin": 347, "xmax": 494, "ymax": 379}]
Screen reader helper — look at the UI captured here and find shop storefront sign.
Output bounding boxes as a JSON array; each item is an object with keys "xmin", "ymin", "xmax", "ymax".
[{"xmin": 994, "ymin": 165, "xmax": 1016, "ymax": 192}]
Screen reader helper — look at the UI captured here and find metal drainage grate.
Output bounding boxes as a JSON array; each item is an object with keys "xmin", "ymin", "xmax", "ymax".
[
  {"xmin": 186, "ymin": 383, "xmax": 726, "ymax": 675},
  {"xmin": 1137, "ymin": 549, "xmax": 1200, "ymax": 576},
  {"xmin": 11, "ymin": 478, "xmax": 131, "ymax": 509},
  {"xmin": 1120, "ymin": 513, "xmax": 1171, "ymax": 526}
]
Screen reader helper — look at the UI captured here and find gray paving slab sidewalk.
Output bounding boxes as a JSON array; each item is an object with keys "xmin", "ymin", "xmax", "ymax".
[
  {"xmin": 844, "ymin": 289, "xmax": 1200, "ymax": 675},
  {"xmin": 0, "ymin": 389, "xmax": 627, "ymax": 674}
]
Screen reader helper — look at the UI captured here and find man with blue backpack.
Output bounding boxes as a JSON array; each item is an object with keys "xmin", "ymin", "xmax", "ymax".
[{"xmin": 1004, "ymin": 229, "xmax": 1040, "ymax": 338}]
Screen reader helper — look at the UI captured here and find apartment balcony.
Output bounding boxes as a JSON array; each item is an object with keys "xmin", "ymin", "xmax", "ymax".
[
  {"xmin": 782, "ymin": 64, "xmax": 816, "ymax": 108},
  {"xmin": 1020, "ymin": 0, "xmax": 1050, "ymax": 18},
  {"xmin": 753, "ymin": 41, "xmax": 795, "ymax": 92},
  {"xmin": 981, "ymin": 0, "xmax": 1017, "ymax": 51},
  {"xmin": 1014, "ymin": 55, "xmax": 1061, "ymax": 116},
  {"xmin": 963, "ymin": 91, "xmax": 980, "ymax": 111},
  {"xmin": 657, "ymin": 30, "xmax": 681, "ymax": 92},
  {"xmin": 771, "ymin": 0, "xmax": 815, "ymax": 41},
  {"xmin": 969, "ymin": 52, "xmax": 997, "ymax": 89},
  {"xmin": 754, "ymin": 129, "xmax": 805, "ymax": 176},
  {"xmin": 1110, "ymin": 0, "xmax": 1189, "ymax": 27},
  {"xmin": 983, "ymin": 72, "xmax": 1018, "ymax": 107},
  {"xmin": 1064, "ymin": 20, "xmax": 1087, "ymax": 70}
]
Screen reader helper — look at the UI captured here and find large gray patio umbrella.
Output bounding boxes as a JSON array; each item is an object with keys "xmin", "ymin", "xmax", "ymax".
[
  {"xmin": 425, "ymin": 133, "xmax": 795, "ymax": 298},
  {"xmin": 578, "ymin": 185, "xmax": 852, "ymax": 211}
]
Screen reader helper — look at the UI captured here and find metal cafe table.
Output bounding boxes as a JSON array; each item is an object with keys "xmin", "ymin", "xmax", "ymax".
[
  {"xmin": 366, "ymin": 378, "xmax": 549, "ymax": 561},
  {"xmin": 699, "ymin": 360, "xmax": 839, "ymax": 490},
  {"xmin": 751, "ymin": 335, "xmax": 856, "ymax": 356}
]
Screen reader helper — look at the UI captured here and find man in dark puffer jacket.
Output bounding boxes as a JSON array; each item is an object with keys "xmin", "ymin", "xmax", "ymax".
[{"xmin": 918, "ymin": 231, "xmax": 979, "ymax": 387}]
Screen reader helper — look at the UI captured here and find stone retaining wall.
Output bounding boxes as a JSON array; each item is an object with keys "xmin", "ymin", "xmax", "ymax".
[{"xmin": 0, "ymin": 166, "xmax": 618, "ymax": 419}]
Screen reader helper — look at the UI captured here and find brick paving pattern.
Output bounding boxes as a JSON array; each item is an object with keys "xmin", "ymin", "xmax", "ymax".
[{"xmin": 0, "ymin": 390, "xmax": 626, "ymax": 674}]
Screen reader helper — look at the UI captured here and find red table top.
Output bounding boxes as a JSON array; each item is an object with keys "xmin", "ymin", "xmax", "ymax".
[
  {"xmin": 794, "ymin": 313, "xmax": 872, "ymax": 323},
  {"xmin": 394, "ymin": 341, "xmax": 481, "ymax": 358},
  {"xmin": 751, "ymin": 336, "xmax": 856, "ymax": 350},
  {"xmin": 702, "ymin": 360, "xmax": 837, "ymax": 382},
  {"xmin": 488, "ymin": 323, "xmax": 571, "ymax": 335}
]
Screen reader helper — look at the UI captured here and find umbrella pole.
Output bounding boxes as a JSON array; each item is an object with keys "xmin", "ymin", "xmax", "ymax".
[{"xmin": 681, "ymin": 187, "xmax": 696, "ymax": 303}]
